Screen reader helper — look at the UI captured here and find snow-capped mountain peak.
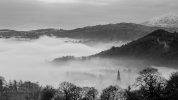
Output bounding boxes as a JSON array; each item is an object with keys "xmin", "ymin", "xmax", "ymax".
[{"xmin": 142, "ymin": 13, "xmax": 178, "ymax": 28}]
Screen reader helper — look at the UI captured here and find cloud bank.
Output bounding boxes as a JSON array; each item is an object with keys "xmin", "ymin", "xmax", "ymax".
[
  {"xmin": 0, "ymin": 37, "xmax": 128, "ymax": 90},
  {"xmin": 0, "ymin": 37, "xmax": 176, "ymax": 91}
]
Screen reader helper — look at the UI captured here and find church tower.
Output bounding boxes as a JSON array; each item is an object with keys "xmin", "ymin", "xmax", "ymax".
[{"xmin": 117, "ymin": 70, "xmax": 121, "ymax": 81}]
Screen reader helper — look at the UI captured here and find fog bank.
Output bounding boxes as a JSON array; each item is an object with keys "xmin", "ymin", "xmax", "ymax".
[{"xmin": 0, "ymin": 36, "xmax": 176, "ymax": 91}]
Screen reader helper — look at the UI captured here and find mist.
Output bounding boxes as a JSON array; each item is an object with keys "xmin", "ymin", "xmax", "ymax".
[
  {"xmin": 0, "ymin": 36, "xmax": 177, "ymax": 91},
  {"xmin": 0, "ymin": 37, "xmax": 125, "ymax": 89}
]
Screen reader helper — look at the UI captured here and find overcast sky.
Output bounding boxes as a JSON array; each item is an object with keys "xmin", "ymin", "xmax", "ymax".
[{"xmin": 0, "ymin": 0, "xmax": 177, "ymax": 30}]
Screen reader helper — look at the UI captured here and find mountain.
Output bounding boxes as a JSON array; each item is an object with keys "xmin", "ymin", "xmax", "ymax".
[
  {"xmin": 0, "ymin": 28, "xmax": 62, "ymax": 39},
  {"xmin": 0, "ymin": 23, "xmax": 178, "ymax": 41},
  {"xmin": 95, "ymin": 29, "xmax": 178, "ymax": 59},
  {"xmin": 54, "ymin": 23, "xmax": 178, "ymax": 41},
  {"xmin": 52, "ymin": 29, "xmax": 178, "ymax": 67},
  {"xmin": 143, "ymin": 13, "xmax": 178, "ymax": 28},
  {"xmin": 93, "ymin": 29, "xmax": 178, "ymax": 66},
  {"xmin": 55, "ymin": 23, "xmax": 155, "ymax": 41}
]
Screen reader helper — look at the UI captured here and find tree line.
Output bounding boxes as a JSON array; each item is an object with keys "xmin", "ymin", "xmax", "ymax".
[{"xmin": 0, "ymin": 67, "xmax": 178, "ymax": 100}]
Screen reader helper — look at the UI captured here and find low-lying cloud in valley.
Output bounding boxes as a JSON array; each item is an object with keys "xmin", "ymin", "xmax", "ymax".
[
  {"xmin": 0, "ymin": 36, "xmax": 128, "ymax": 89},
  {"xmin": 0, "ymin": 36, "xmax": 177, "ymax": 91}
]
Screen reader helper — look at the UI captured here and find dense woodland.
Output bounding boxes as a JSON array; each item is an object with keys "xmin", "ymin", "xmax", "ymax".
[{"xmin": 0, "ymin": 67, "xmax": 178, "ymax": 100}]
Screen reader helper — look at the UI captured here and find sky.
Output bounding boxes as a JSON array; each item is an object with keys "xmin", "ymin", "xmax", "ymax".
[{"xmin": 0, "ymin": 0, "xmax": 177, "ymax": 30}]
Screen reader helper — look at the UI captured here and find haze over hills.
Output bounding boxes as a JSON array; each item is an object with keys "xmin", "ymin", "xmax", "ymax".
[
  {"xmin": 93, "ymin": 29, "xmax": 178, "ymax": 66},
  {"xmin": 0, "ymin": 23, "xmax": 178, "ymax": 41},
  {"xmin": 53, "ymin": 29, "xmax": 178, "ymax": 67},
  {"xmin": 55, "ymin": 23, "xmax": 155, "ymax": 41},
  {"xmin": 142, "ymin": 13, "xmax": 178, "ymax": 28},
  {"xmin": 95, "ymin": 29, "xmax": 178, "ymax": 58},
  {"xmin": 1, "ymin": 0, "xmax": 178, "ymax": 99}
]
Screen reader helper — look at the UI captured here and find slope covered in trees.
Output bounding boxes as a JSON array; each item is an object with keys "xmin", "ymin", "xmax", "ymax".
[
  {"xmin": 53, "ymin": 29, "xmax": 178, "ymax": 67},
  {"xmin": 93, "ymin": 29, "xmax": 178, "ymax": 67},
  {"xmin": 0, "ymin": 23, "xmax": 178, "ymax": 41}
]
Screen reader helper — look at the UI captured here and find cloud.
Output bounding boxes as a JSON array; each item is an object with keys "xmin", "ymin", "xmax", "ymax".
[
  {"xmin": 38, "ymin": 0, "xmax": 79, "ymax": 3},
  {"xmin": 37, "ymin": 0, "xmax": 117, "ymax": 5},
  {"xmin": 0, "ymin": 0, "xmax": 178, "ymax": 30},
  {"xmin": 0, "ymin": 36, "xmax": 132, "ymax": 90},
  {"xmin": 0, "ymin": 36, "xmax": 176, "ymax": 90},
  {"xmin": 0, "ymin": 37, "xmax": 102, "ymax": 86}
]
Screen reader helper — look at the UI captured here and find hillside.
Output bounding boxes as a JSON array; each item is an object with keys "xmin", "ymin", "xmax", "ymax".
[
  {"xmin": 93, "ymin": 30, "xmax": 178, "ymax": 66},
  {"xmin": 55, "ymin": 23, "xmax": 155, "ymax": 41},
  {"xmin": 0, "ymin": 23, "xmax": 178, "ymax": 41},
  {"xmin": 53, "ymin": 23, "xmax": 178, "ymax": 41},
  {"xmin": 0, "ymin": 28, "xmax": 62, "ymax": 39}
]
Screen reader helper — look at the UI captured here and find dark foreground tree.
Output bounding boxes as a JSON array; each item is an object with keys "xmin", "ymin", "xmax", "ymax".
[
  {"xmin": 0, "ymin": 76, "xmax": 6, "ymax": 100},
  {"xmin": 125, "ymin": 86, "xmax": 140, "ymax": 100},
  {"xmin": 59, "ymin": 82, "xmax": 82, "ymax": 100},
  {"xmin": 40, "ymin": 86, "xmax": 56, "ymax": 100},
  {"xmin": 135, "ymin": 67, "xmax": 166, "ymax": 100},
  {"xmin": 100, "ymin": 85, "xmax": 126, "ymax": 100},
  {"xmin": 166, "ymin": 72, "xmax": 178, "ymax": 100},
  {"xmin": 81, "ymin": 87, "xmax": 98, "ymax": 100}
]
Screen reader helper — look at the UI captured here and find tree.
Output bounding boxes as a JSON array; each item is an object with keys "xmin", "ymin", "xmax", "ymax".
[
  {"xmin": 125, "ymin": 86, "xmax": 144, "ymax": 100},
  {"xmin": 40, "ymin": 86, "xmax": 56, "ymax": 100},
  {"xmin": 166, "ymin": 72, "xmax": 178, "ymax": 100},
  {"xmin": 68, "ymin": 86, "xmax": 82, "ymax": 100},
  {"xmin": 59, "ymin": 82, "xmax": 82, "ymax": 100},
  {"xmin": 0, "ymin": 76, "xmax": 6, "ymax": 99},
  {"xmin": 81, "ymin": 87, "xmax": 98, "ymax": 100},
  {"xmin": 13, "ymin": 80, "xmax": 18, "ymax": 92},
  {"xmin": 135, "ymin": 67, "xmax": 166, "ymax": 100},
  {"xmin": 100, "ymin": 85, "xmax": 126, "ymax": 100},
  {"xmin": 0, "ymin": 76, "xmax": 5, "ymax": 92}
]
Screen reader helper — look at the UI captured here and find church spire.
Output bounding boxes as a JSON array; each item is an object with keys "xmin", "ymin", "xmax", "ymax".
[{"xmin": 117, "ymin": 69, "xmax": 121, "ymax": 81}]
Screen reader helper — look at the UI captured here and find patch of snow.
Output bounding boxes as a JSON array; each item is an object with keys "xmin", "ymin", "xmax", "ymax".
[{"xmin": 142, "ymin": 13, "xmax": 178, "ymax": 28}]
